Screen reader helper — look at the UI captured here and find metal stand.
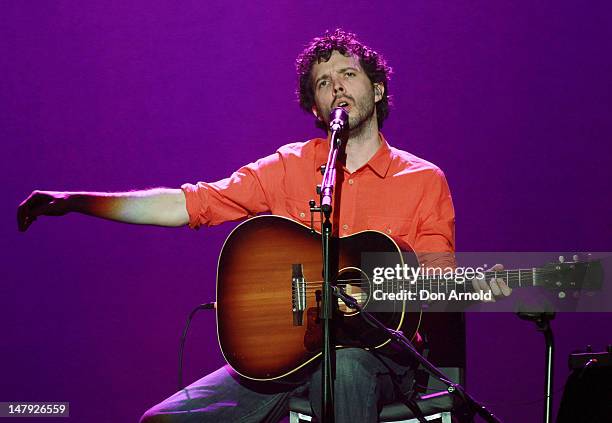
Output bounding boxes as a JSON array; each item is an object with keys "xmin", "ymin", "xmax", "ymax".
[
  {"xmin": 311, "ymin": 125, "xmax": 345, "ymax": 423},
  {"xmin": 334, "ymin": 286, "xmax": 504, "ymax": 423},
  {"xmin": 517, "ymin": 311, "xmax": 555, "ymax": 423}
]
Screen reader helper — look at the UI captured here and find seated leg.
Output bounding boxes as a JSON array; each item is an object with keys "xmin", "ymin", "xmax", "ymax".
[
  {"xmin": 140, "ymin": 365, "xmax": 303, "ymax": 423},
  {"xmin": 308, "ymin": 348, "xmax": 415, "ymax": 423}
]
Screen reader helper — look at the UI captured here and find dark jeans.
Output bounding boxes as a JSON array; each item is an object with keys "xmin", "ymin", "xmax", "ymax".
[{"xmin": 140, "ymin": 348, "xmax": 415, "ymax": 423}]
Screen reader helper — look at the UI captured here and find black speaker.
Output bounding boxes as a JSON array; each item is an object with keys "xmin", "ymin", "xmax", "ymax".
[{"xmin": 557, "ymin": 349, "xmax": 612, "ymax": 423}]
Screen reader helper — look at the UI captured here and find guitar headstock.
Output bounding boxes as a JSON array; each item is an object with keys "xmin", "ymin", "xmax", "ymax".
[{"xmin": 538, "ymin": 254, "xmax": 603, "ymax": 292}]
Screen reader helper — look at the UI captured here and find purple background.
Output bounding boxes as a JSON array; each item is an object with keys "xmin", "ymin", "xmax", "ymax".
[{"xmin": 2, "ymin": 1, "xmax": 611, "ymax": 422}]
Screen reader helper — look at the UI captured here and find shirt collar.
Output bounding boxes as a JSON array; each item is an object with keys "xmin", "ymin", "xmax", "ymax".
[{"xmin": 314, "ymin": 132, "xmax": 393, "ymax": 178}]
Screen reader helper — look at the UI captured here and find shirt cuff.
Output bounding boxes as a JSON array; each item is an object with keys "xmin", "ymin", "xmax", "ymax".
[{"xmin": 181, "ymin": 182, "xmax": 207, "ymax": 229}]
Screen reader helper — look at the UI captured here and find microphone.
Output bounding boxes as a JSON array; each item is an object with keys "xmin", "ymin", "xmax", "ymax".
[{"xmin": 329, "ymin": 107, "xmax": 349, "ymax": 134}]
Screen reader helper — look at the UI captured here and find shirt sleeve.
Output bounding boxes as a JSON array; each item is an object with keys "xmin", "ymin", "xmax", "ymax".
[
  {"xmin": 414, "ymin": 169, "xmax": 457, "ymax": 269},
  {"xmin": 181, "ymin": 152, "xmax": 285, "ymax": 229}
]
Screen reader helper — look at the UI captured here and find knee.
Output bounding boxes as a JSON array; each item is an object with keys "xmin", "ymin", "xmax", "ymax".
[
  {"xmin": 334, "ymin": 348, "xmax": 378, "ymax": 386},
  {"xmin": 139, "ymin": 407, "xmax": 168, "ymax": 423}
]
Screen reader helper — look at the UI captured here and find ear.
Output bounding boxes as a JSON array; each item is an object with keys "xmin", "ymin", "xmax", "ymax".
[
  {"xmin": 373, "ymin": 83, "xmax": 384, "ymax": 103},
  {"xmin": 311, "ymin": 105, "xmax": 322, "ymax": 121}
]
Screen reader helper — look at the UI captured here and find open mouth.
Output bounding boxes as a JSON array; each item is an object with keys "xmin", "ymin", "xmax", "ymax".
[{"xmin": 336, "ymin": 101, "xmax": 349, "ymax": 108}]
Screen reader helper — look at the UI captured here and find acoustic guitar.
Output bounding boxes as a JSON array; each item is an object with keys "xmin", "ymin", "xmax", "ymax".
[{"xmin": 215, "ymin": 215, "xmax": 602, "ymax": 381}]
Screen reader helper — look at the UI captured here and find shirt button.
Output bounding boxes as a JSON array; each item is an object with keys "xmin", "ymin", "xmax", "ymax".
[
  {"xmin": 342, "ymin": 224, "xmax": 349, "ymax": 230},
  {"xmin": 387, "ymin": 228, "xmax": 392, "ymax": 234},
  {"xmin": 299, "ymin": 212, "xmax": 306, "ymax": 218},
  {"xmin": 348, "ymin": 179, "xmax": 354, "ymax": 185}
]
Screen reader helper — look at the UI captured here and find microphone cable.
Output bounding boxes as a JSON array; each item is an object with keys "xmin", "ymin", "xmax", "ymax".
[{"xmin": 178, "ymin": 302, "xmax": 215, "ymax": 390}]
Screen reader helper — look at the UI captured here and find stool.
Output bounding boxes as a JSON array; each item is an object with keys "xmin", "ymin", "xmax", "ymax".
[
  {"xmin": 289, "ymin": 314, "xmax": 468, "ymax": 422},
  {"xmin": 289, "ymin": 392, "xmax": 454, "ymax": 422},
  {"xmin": 288, "ymin": 367, "xmax": 463, "ymax": 423}
]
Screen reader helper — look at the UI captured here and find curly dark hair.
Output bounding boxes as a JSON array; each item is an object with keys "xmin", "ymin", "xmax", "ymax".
[{"xmin": 296, "ymin": 29, "xmax": 392, "ymax": 131}]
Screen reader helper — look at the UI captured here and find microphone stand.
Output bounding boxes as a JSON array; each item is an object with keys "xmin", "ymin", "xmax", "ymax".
[
  {"xmin": 333, "ymin": 286, "xmax": 504, "ymax": 423},
  {"xmin": 316, "ymin": 126, "xmax": 344, "ymax": 423},
  {"xmin": 517, "ymin": 311, "xmax": 555, "ymax": 423}
]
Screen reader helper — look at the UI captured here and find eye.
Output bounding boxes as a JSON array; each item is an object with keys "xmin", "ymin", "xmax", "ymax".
[
  {"xmin": 345, "ymin": 71, "xmax": 356, "ymax": 77},
  {"xmin": 317, "ymin": 80, "xmax": 329, "ymax": 89}
]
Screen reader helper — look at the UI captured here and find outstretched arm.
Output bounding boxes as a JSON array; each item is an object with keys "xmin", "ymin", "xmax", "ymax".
[{"xmin": 17, "ymin": 188, "xmax": 189, "ymax": 232}]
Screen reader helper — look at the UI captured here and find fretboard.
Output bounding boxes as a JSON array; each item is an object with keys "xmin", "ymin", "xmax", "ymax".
[{"xmin": 376, "ymin": 267, "xmax": 552, "ymax": 293}]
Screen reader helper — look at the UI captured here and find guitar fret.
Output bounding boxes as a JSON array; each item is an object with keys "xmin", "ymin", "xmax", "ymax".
[{"xmin": 373, "ymin": 262, "xmax": 582, "ymax": 297}]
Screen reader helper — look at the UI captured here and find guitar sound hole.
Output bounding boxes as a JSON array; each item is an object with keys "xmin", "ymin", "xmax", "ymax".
[{"xmin": 336, "ymin": 267, "xmax": 370, "ymax": 315}]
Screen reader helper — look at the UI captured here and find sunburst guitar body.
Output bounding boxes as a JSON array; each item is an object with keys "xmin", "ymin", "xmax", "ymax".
[{"xmin": 216, "ymin": 215, "xmax": 421, "ymax": 381}]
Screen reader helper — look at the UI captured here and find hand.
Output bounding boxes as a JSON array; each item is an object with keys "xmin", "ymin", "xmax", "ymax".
[
  {"xmin": 471, "ymin": 263, "xmax": 512, "ymax": 302},
  {"xmin": 17, "ymin": 190, "xmax": 71, "ymax": 232}
]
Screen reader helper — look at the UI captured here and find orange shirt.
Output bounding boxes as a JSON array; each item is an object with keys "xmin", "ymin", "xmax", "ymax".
[{"xmin": 182, "ymin": 134, "xmax": 456, "ymax": 268}]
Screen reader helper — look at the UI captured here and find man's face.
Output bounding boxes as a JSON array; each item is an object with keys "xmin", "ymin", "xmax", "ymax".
[{"xmin": 310, "ymin": 50, "xmax": 383, "ymax": 132}]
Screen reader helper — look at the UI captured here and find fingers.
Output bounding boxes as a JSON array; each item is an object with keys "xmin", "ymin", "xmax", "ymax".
[
  {"xmin": 17, "ymin": 191, "xmax": 52, "ymax": 232},
  {"xmin": 489, "ymin": 278, "xmax": 512, "ymax": 298},
  {"xmin": 477, "ymin": 276, "xmax": 490, "ymax": 293},
  {"xmin": 17, "ymin": 192, "xmax": 38, "ymax": 232},
  {"xmin": 471, "ymin": 263, "xmax": 511, "ymax": 302},
  {"xmin": 488, "ymin": 264, "xmax": 511, "ymax": 297},
  {"xmin": 497, "ymin": 279, "xmax": 512, "ymax": 296},
  {"xmin": 472, "ymin": 273, "xmax": 495, "ymax": 302},
  {"xmin": 490, "ymin": 279, "xmax": 501, "ymax": 296},
  {"xmin": 17, "ymin": 213, "xmax": 36, "ymax": 232}
]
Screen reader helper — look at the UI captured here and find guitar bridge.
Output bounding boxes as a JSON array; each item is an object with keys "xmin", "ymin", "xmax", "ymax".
[{"xmin": 292, "ymin": 264, "xmax": 306, "ymax": 326}]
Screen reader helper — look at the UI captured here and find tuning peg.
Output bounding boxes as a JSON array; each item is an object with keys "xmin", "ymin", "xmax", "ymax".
[
  {"xmin": 571, "ymin": 253, "xmax": 592, "ymax": 262},
  {"xmin": 559, "ymin": 256, "xmax": 565, "ymax": 263}
]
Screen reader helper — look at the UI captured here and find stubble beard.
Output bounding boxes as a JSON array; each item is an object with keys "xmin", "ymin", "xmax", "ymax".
[
  {"xmin": 347, "ymin": 99, "xmax": 377, "ymax": 141},
  {"xmin": 318, "ymin": 94, "xmax": 378, "ymax": 141}
]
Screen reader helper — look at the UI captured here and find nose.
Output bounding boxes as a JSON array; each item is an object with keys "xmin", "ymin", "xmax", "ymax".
[{"xmin": 332, "ymin": 77, "xmax": 345, "ymax": 94}]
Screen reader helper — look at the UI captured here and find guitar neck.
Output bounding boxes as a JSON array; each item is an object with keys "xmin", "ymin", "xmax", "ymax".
[{"xmin": 381, "ymin": 267, "xmax": 548, "ymax": 292}]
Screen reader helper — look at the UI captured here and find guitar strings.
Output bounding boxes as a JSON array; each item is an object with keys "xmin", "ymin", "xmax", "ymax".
[
  {"xmin": 305, "ymin": 269, "xmax": 557, "ymax": 285},
  {"xmin": 299, "ymin": 268, "xmax": 565, "ymax": 294},
  {"xmin": 302, "ymin": 269, "xmax": 561, "ymax": 286}
]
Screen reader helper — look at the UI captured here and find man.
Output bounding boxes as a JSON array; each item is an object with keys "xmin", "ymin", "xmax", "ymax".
[{"xmin": 18, "ymin": 29, "xmax": 509, "ymax": 422}]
